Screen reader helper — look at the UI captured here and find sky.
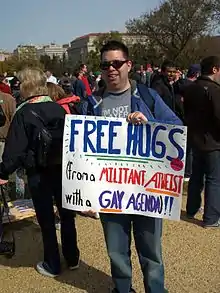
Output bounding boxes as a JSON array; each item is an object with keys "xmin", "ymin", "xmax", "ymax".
[{"xmin": 1, "ymin": 0, "xmax": 160, "ymax": 51}]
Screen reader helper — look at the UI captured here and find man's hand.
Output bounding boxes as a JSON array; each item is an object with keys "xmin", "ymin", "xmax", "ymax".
[
  {"xmin": 0, "ymin": 179, "xmax": 8, "ymax": 185},
  {"xmin": 127, "ymin": 112, "xmax": 148, "ymax": 125}
]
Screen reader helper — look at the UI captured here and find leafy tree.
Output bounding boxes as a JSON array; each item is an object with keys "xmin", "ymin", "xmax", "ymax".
[
  {"xmin": 86, "ymin": 31, "xmax": 123, "ymax": 71},
  {"xmin": 40, "ymin": 55, "xmax": 51, "ymax": 70},
  {"xmin": 126, "ymin": 0, "xmax": 219, "ymax": 65},
  {"xmin": 2, "ymin": 55, "xmax": 43, "ymax": 75}
]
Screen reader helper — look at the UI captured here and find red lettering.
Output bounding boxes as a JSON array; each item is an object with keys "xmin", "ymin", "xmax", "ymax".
[
  {"xmin": 99, "ymin": 168, "xmax": 109, "ymax": 182},
  {"xmin": 109, "ymin": 167, "xmax": 113, "ymax": 183},
  {"xmin": 145, "ymin": 172, "xmax": 184, "ymax": 194},
  {"xmin": 99, "ymin": 167, "xmax": 146, "ymax": 185},
  {"xmin": 144, "ymin": 172, "xmax": 159, "ymax": 188}
]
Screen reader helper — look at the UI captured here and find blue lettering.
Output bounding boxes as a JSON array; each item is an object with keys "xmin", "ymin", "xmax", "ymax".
[
  {"xmin": 83, "ymin": 120, "xmax": 97, "ymax": 153},
  {"xmin": 110, "ymin": 190, "xmax": 125, "ymax": 209},
  {"xmin": 126, "ymin": 193, "xmax": 136, "ymax": 209},
  {"xmin": 166, "ymin": 128, "xmax": 184, "ymax": 161},
  {"xmin": 99, "ymin": 190, "xmax": 111, "ymax": 208},
  {"xmin": 99, "ymin": 190, "xmax": 125, "ymax": 209},
  {"xmin": 126, "ymin": 124, "xmax": 139, "ymax": 155},
  {"xmin": 126, "ymin": 193, "xmax": 162, "ymax": 214},
  {"xmin": 108, "ymin": 121, "xmax": 122, "ymax": 155},
  {"xmin": 69, "ymin": 119, "xmax": 83, "ymax": 152},
  {"xmin": 151, "ymin": 125, "xmax": 167, "ymax": 159},
  {"xmin": 138, "ymin": 124, "xmax": 151, "ymax": 157},
  {"xmin": 96, "ymin": 120, "xmax": 109, "ymax": 153}
]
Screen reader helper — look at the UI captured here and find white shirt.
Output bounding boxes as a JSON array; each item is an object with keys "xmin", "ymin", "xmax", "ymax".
[{"xmin": 47, "ymin": 75, "xmax": 57, "ymax": 84}]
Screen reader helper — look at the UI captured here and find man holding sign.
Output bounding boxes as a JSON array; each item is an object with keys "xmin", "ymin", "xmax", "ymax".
[{"xmin": 79, "ymin": 41, "xmax": 182, "ymax": 293}]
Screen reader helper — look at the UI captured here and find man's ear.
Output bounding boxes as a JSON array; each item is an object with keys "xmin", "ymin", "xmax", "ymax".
[{"xmin": 127, "ymin": 60, "xmax": 132, "ymax": 73}]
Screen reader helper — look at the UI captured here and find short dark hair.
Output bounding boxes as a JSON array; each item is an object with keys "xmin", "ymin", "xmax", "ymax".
[
  {"xmin": 100, "ymin": 40, "xmax": 129, "ymax": 59},
  {"xmin": 200, "ymin": 56, "xmax": 220, "ymax": 75},
  {"xmin": 161, "ymin": 60, "xmax": 175, "ymax": 72},
  {"xmin": 0, "ymin": 75, "xmax": 5, "ymax": 82},
  {"xmin": 79, "ymin": 64, "xmax": 86, "ymax": 70}
]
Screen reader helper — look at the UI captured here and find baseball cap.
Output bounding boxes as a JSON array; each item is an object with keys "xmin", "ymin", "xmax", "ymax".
[{"xmin": 187, "ymin": 64, "xmax": 201, "ymax": 77}]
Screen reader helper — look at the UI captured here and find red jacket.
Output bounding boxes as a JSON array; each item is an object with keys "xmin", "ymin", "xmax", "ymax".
[
  {"xmin": 0, "ymin": 83, "xmax": 11, "ymax": 95},
  {"xmin": 81, "ymin": 76, "xmax": 92, "ymax": 96},
  {"xmin": 57, "ymin": 95, "xmax": 80, "ymax": 114}
]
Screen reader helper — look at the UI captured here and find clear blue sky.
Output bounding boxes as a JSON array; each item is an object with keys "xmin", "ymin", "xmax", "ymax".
[{"xmin": 1, "ymin": 0, "xmax": 160, "ymax": 51}]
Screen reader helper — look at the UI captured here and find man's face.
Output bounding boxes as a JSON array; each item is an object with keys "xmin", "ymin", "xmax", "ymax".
[
  {"xmin": 46, "ymin": 71, "xmax": 51, "ymax": 78},
  {"xmin": 82, "ymin": 65, "xmax": 87, "ymax": 73},
  {"xmin": 165, "ymin": 67, "xmax": 176, "ymax": 82},
  {"xmin": 101, "ymin": 50, "xmax": 132, "ymax": 90}
]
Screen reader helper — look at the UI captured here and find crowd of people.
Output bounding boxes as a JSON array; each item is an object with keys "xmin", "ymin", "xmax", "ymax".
[{"xmin": 0, "ymin": 40, "xmax": 219, "ymax": 293}]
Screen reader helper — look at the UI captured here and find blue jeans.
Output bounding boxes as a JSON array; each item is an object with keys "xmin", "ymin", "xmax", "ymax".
[
  {"xmin": 187, "ymin": 150, "xmax": 220, "ymax": 224},
  {"xmin": 100, "ymin": 214, "xmax": 164, "ymax": 293}
]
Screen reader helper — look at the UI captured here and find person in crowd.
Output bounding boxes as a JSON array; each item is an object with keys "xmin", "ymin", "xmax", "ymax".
[
  {"xmin": 0, "ymin": 68, "xmax": 79, "ymax": 276},
  {"xmin": 88, "ymin": 71, "xmax": 96, "ymax": 91},
  {"xmin": 47, "ymin": 81, "xmax": 80, "ymax": 228},
  {"xmin": 183, "ymin": 56, "xmax": 220, "ymax": 228},
  {"xmin": 58, "ymin": 72, "xmax": 70, "ymax": 86},
  {"xmin": 10, "ymin": 75, "xmax": 21, "ymax": 104},
  {"xmin": 45, "ymin": 70, "xmax": 57, "ymax": 84},
  {"xmin": 47, "ymin": 82, "xmax": 66, "ymax": 101},
  {"xmin": 151, "ymin": 60, "xmax": 177, "ymax": 112},
  {"xmin": 79, "ymin": 64, "xmax": 92, "ymax": 96},
  {"xmin": 173, "ymin": 64, "xmax": 201, "ymax": 180},
  {"xmin": 145, "ymin": 64, "xmax": 153, "ymax": 87},
  {"xmin": 0, "ymin": 75, "xmax": 12, "ymax": 95},
  {"xmin": 132, "ymin": 64, "xmax": 146, "ymax": 84},
  {"xmin": 0, "ymin": 90, "xmax": 16, "ymax": 162},
  {"xmin": 58, "ymin": 78, "xmax": 80, "ymax": 114},
  {"xmin": 81, "ymin": 40, "xmax": 182, "ymax": 293},
  {"xmin": 74, "ymin": 71, "xmax": 87, "ymax": 100}
]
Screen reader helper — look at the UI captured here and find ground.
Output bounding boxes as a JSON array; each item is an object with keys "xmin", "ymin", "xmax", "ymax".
[{"xmin": 0, "ymin": 196, "xmax": 219, "ymax": 293}]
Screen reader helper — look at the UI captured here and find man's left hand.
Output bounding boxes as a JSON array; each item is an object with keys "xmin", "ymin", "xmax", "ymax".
[{"xmin": 127, "ymin": 111, "xmax": 148, "ymax": 125}]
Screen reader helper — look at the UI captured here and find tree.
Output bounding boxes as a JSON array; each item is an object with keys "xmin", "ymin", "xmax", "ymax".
[
  {"xmin": 1, "ymin": 55, "xmax": 43, "ymax": 75},
  {"xmin": 126, "ymin": 0, "xmax": 219, "ymax": 64},
  {"xmin": 40, "ymin": 55, "xmax": 51, "ymax": 70},
  {"xmin": 86, "ymin": 31, "xmax": 123, "ymax": 71}
]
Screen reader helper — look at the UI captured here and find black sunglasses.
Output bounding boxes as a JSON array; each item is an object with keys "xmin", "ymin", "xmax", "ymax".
[{"xmin": 100, "ymin": 60, "xmax": 128, "ymax": 70}]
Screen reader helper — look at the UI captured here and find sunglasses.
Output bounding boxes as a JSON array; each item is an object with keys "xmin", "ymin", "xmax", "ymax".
[{"xmin": 100, "ymin": 60, "xmax": 128, "ymax": 70}]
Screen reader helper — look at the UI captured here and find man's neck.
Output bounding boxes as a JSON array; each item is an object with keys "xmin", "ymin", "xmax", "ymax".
[{"xmin": 107, "ymin": 81, "xmax": 130, "ymax": 94}]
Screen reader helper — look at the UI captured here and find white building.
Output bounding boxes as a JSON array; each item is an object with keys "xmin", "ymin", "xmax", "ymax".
[
  {"xmin": 68, "ymin": 33, "xmax": 146, "ymax": 65},
  {"xmin": 36, "ymin": 43, "xmax": 69, "ymax": 59}
]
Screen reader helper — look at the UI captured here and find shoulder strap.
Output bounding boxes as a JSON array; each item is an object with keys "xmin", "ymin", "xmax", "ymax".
[
  {"xmin": 30, "ymin": 110, "xmax": 46, "ymax": 126},
  {"xmin": 136, "ymin": 84, "xmax": 155, "ymax": 117}
]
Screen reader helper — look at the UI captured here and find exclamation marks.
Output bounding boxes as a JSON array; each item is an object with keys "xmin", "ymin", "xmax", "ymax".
[
  {"xmin": 164, "ymin": 196, "xmax": 169, "ymax": 215},
  {"xmin": 164, "ymin": 196, "xmax": 174, "ymax": 216},
  {"xmin": 169, "ymin": 197, "xmax": 174, "ymax": 215}
]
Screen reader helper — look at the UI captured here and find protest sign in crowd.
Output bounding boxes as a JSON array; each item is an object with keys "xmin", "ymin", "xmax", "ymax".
[{"xmin": 0, "ymin": 39, "xmax": 219, "ymax": 293}]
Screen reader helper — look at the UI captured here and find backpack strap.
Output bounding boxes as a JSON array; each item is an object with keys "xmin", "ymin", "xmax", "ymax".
[
  {"xmin": 62, "ymin": 103, "xmax": 71, "ymax": 114},
  {"xmin": 136, "ymin": 84, "xmax": 155, "ymax": 117}
]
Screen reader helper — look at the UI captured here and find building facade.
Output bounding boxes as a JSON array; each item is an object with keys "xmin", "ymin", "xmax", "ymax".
[
  {"xmin": 68, "ymin": 33, "xmax": 146, "ymax": 65},
  {"xmin": 13, "ymin": 45, "xmax": 37, "ymax": 60},
  {"xmin": 0, "ymin": 51, "xmax": 11, "ymax": 62},
  {"xmin": 36, "ymin": 43, "xmax": 69, "ymax": 59}
]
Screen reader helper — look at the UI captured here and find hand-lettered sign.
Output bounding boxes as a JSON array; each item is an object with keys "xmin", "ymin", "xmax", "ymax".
[{"xmin": 62, "ymin": 115, "xmax": 187, "ymax": 220}]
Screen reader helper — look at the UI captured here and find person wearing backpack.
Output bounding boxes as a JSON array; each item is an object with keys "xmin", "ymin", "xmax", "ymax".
[
  {"xmin": 80, "ymin": 41, "xmax": 182, "ymax": 293},
  {"xmin": 0, "ymin": 68, "xmax": 79, "ymax": 277},
  {"xmin": 58, "ymin": 78, "xmax": 81, "ymax": 114}
]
